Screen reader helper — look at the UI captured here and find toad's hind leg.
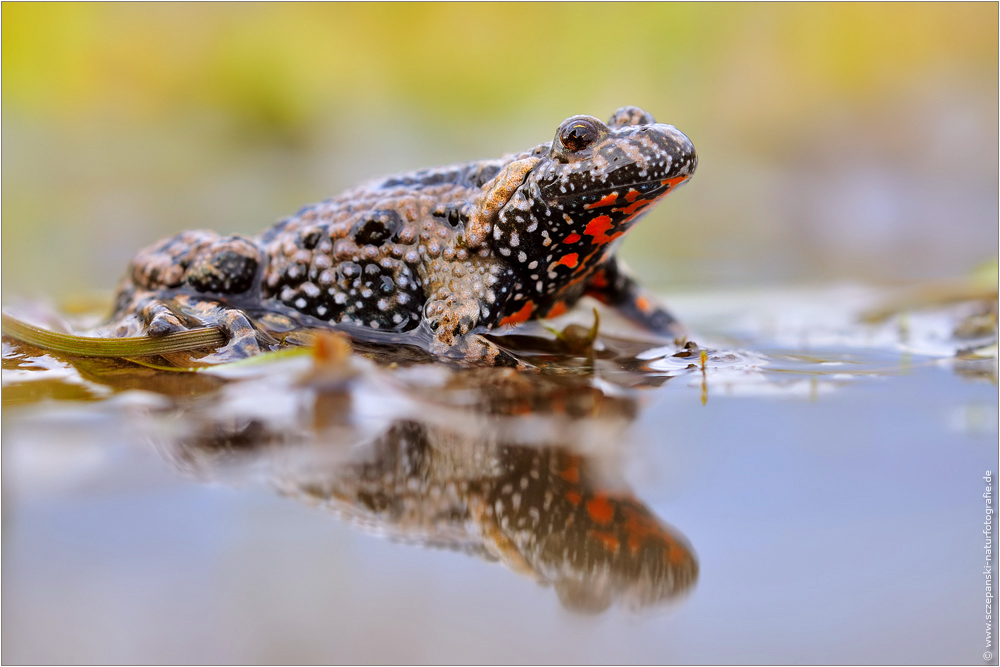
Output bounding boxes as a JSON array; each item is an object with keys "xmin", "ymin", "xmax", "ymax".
[
  {"xmin": 584, "ymin": 258, "xmax": 686, "ymax": 339},
  {"xmin": 105, "ymin": 291, "xmax": 266, "ymax": 361},
  {"xmin": 99, "ymin": 290, "xmax": 187, "ymax": 338},
  {"xmin": 167, "ymin": 294, "xmax": 267, "ymax": 360},
  {"xmin": 142, "ymin": 298, "xmax": 188, "ymax": 336}
]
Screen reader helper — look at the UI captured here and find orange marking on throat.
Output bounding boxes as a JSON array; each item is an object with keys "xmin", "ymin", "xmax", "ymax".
[
  {"xmin": 498, "ymin": 300, "xmax": 534, "ymax": 326},
  {"xmin": 613, "ymin": 199, "xmax": 652, "ymax": 216},
  {"xmin": 583, "ymin": 215, "xmax": 623, "ymax": 246},
  {"xmin": 554, "ymin": 253, "xmax": 579, "ymax": 269},
  {"xmin": 585, "ymin": 495, "xmax": 615, "ymax": 525},
  {"xmin": 563, "ymin": 232, "xmax": 581, "ymax": 244},
  {"xmin": 584, "ymin": 214, "xmax": 612, "ymax": 236},
  {"xmin": 584, "ymin": 192, "xmax": 618, "ymax": 209}
]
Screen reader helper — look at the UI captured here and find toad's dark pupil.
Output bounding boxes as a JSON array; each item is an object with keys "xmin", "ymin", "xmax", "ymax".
[{"xmin": 561, "ymin": 123, "xmax": 597, "ymax": 152}]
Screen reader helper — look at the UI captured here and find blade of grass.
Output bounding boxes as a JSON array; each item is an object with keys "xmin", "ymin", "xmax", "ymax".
[{"xmin": 1, "ymin": 312, "xmax": 225, "ymax": 357}]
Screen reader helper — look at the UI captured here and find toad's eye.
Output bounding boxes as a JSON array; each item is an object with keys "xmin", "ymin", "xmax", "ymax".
[{"xmin": 558, "ymin": 118, "xmax": 602, "ymax": 152}]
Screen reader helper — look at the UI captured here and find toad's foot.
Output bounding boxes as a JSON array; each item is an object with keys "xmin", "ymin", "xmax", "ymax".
[
  {"xmin": 105, "ymin": 292, "xmax": 271, "ymax": 361},
  {"xmin": 459, "ymin": 334, "xmax": 535, "ymax": 370},
  {"xmin": 428, "ymin": 324, "xmax": 532, "ymax": 369}
]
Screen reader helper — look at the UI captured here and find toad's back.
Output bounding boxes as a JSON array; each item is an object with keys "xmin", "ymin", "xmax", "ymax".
[
  {"xmin": 108, "ymin": 106, "xmax": 697, "ymax": 366},
  {"xmin": 257, "ymin": 158, "xmax": 512, "ymax": 332}
]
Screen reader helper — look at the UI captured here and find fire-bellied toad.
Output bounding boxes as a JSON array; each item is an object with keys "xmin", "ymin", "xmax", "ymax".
[{"xmin": 104, "ymin": 106, "xmax": 697, "ymax": 366}]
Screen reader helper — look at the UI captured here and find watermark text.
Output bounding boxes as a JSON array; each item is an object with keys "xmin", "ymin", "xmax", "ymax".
[{"xmin": 985, "ymin": 471, "xmax": 993, "ymax": 661}]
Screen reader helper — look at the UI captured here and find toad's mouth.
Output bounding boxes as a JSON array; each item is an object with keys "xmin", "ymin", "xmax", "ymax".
[{"xmin": 543, "ymin": 176, "xmax": 687, "ymax": 204}]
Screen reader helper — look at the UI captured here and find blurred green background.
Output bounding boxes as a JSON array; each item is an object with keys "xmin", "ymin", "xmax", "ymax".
[{"xmin": 3, "ymin": 3, "xmax": 997, "ymax": 303}]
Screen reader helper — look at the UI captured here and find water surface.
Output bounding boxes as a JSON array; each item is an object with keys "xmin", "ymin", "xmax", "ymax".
[{"xmin": 2, "ymin": 285, "xmax": 997, "ymax": 664}]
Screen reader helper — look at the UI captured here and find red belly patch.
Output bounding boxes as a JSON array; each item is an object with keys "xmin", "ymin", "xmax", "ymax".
[
  {"xmin": 547, "ymin": 301, "xmax": 569, "ymax": 318},
  {"xmin": 499, "ymin": 300, "xmax": 534, "ymax": 326},
  {"xmin": 553, "ymin": 253, "xmax": 579, "ymax": 269}
]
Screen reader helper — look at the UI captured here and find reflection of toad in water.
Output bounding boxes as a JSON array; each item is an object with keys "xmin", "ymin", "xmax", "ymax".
[{"xmin": 158, "ymin": 363, "xmax": 698, "ymax": 614}]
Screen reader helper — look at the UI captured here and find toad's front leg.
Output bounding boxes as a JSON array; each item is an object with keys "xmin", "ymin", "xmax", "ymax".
[
  {"xmin": 167, "ymin": 294, "xmax": 270, "ymax": 361},
  {"xmin": 423, "ymin": 292, "xmax": 531, "ymax": 369},
  {"xmin": 103, "ymin": 290, "xmax": 268, "ymax": 361},
  {"xmin": 584, "ymin": 257, "xmax": 686, "ymax": 339}
]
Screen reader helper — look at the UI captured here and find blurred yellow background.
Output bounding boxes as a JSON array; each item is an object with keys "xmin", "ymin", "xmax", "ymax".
[{"xmin": 3, "ymin": 3, "xmax": 997, "ymax": 301}]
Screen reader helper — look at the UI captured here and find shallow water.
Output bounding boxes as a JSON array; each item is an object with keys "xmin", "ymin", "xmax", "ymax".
[{"xmin": 2, "ymin": 285, "xmax": 997, "ymax": 664}]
